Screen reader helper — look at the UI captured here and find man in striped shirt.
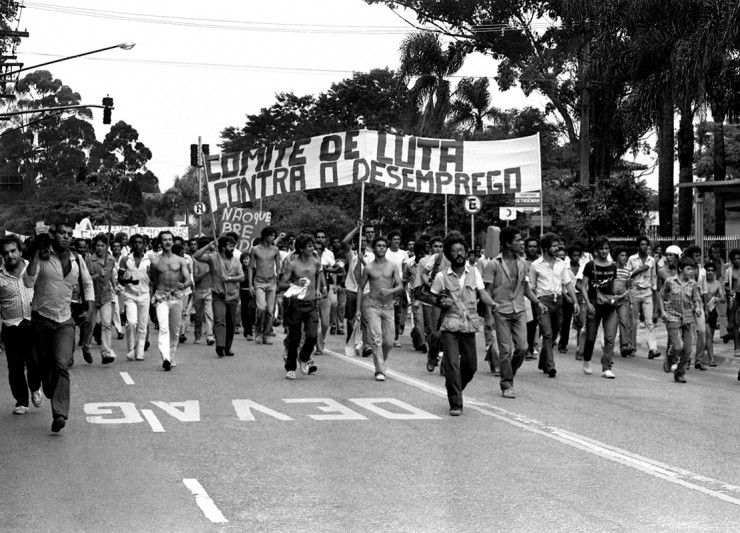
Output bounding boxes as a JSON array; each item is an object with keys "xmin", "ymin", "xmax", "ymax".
[{"xmin": 0, "ymin": 234, "xmax": 42, "ymax": 415}]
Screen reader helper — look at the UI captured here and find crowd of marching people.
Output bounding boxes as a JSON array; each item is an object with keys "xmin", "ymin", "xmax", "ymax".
[{"xmin": 3, "ymin": 218, "xmax": 740, "ymax": 430}]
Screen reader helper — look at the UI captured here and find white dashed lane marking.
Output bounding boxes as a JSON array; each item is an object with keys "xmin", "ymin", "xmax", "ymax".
[
  {"xmin": 183, "ymin": 478, "xmax": 228, "ymax": 523},
  {"xmin": 120, "ymin": 372, "xmax": 135, "ymax": 385}
]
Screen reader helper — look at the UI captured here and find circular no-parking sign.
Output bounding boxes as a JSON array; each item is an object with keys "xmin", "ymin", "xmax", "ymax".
[
  {"xmin": 463, "ymin": 196, "xmax": 482, "ymax": 214},
  {"xmin": 193, "ymin": 202, "xmax": 207, "ymax": 216}
]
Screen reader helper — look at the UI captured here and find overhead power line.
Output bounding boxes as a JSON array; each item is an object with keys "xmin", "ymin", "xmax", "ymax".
[{"xmin": 24, "ymin": 1, "xmax": 560, "ymax": 34}]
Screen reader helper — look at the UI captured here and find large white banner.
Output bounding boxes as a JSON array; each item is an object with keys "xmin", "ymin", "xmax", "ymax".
[
  {"xmin": 73, "ymin": 225, "xmax": 189, "ymax": 240},
  {"xmin": 204, "ymin": 130, "xmax": 541, "ymax": 210}
]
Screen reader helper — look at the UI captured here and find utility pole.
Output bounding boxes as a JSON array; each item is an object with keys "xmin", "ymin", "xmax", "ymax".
[
  {"xmin": 579, "ymin": 19, "xmax": 591, "ymax": 186},
  {"xmin": 198, "ymin": 136, "xmax": 204, "ymax": 236}
]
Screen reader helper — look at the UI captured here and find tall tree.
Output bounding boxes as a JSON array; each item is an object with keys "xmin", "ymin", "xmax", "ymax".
[
  {"xmin": 398, "ymin": 31, "xmax": 466, "ymax": 136},
  {"xmin": 448, "ymin": 77, "xmax": 500, "ymax": 134}
]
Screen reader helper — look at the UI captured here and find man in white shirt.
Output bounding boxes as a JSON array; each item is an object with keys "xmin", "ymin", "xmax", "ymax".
[
  {"xmin": 118, "ymin": 234, "xmax": 151, "ymax": 361},
  {"xmin": 529, "ymin": 233, "xmax": 579, "ymax": 378},
  {"xmin": 627, "ymin": 236, "xmax": 660, "ymax": 359}
]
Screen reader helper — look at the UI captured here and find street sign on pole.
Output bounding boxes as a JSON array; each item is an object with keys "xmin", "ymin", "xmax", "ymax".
[
  {"xmin": 499, "ymin": 207, "xmax": 517, "ymax": 221},
  {"xmin": 464, "ymin": 196, "xmax": 482, "ymax": 214},
  {"xmin": 193, "ymin": 201, "xmax": 207, "ymax": 217},
  {"xmin": 530, "ymin": 215, "xmax": 552, "ymax": 226}
]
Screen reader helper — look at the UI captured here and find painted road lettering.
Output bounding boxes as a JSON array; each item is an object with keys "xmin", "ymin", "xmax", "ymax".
[{"xmin": 85, "ymin": 397, "xmax": 438, "ymax": 427}]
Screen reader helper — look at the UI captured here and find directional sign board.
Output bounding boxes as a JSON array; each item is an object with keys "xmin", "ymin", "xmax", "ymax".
[
  {"xmin": 515, "ymin": 191, "xmax": 540, "ymax": 207},
  {"xmin": 464, "ymin": 196, "xmax": 482, "ymax": 214},
  {"xmin": 499, "ymin": 207, "xmax": 517, "ymax": 221},
  {"xmin": 530, "ymin": 215, "xmax": 552, "ymax": 226},
  {"xmin": 193, "ymin": 202, "xmax": 207, "ymax": 217}
]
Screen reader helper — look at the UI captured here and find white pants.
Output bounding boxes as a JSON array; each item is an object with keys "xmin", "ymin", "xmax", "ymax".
[
  {"xmin": 156, "ymin": 297, "xmax": 182, "ymax": 363},
  {"xmin": 125, "ymin": 292, "xmax": 150, "ymax": 357}
]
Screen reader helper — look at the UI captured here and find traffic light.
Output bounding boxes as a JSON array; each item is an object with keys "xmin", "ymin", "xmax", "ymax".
[
  {"xmin": 102, "ymin": 95, "xmax": 113, "ymax": 124},
  {"xmin": 202, "ymin": 144, "xmax": 209, "ymax": 156},
  {"xmin": 190, "ymin": 144, "xmax": 198, "ymax": 166}
]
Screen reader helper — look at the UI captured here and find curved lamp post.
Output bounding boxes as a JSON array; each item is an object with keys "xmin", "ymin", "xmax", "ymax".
[{"xmin": 1, "ymin": 42, "xmax": 136, "ymax": 78}]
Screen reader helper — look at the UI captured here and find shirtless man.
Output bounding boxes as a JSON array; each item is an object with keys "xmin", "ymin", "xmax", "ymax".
[
  {"xmin": 248, "ymin": 226, "xmax": 282, "ymax": 344},
  {"xmin": 279, "ymin": 233, "xmax": 322, "ymax": 380},
  {"xmin": 356, "ymin": 236, "xmax": 404, "ymax": 381},
  {"xmin": 150, "ymin": 230, "xmax": 191, "ymax": 371},
  {"xmin": 724, "ymin": 249, "xmax": 740, "ymax": 357}
]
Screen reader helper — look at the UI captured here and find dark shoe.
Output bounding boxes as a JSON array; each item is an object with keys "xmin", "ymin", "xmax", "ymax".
[
  {"xmin": 101, "ymin": 355, "xmax": 115, "ymax": 365},
  {"xmin": 426, "ymin": 361, "xmax": 436, "ymax": 373},
  {"xmin": 418, "ymin": 343, "xmax": 427, "ymax": 354},
  {"xmin": 362, "ymin": 347, "xmax": 373, "ymax": 358},
  {"xmin": 162, "ymin": 360, "xmax": 171, "ymax": 371},
  {"xmin": 708, "ymin": 362, "xmax": 717, "ymax": 367},
  {"xmin": 575, "ymin": 353, "xmax": 583, "ymax": 361},
  {"xmin": 558, "ymin": 347, "xmax": 567, "ymax": 354},
  {"xmin": 51, "ymin": 416, "xmax": 66, "ymax": 433},
  {"xmin": 337, "ymin": 329, "xmax": 345, "ymax": 335},
  {"xmin": 206, "ymin": 338, "xmax": 215, "ymax": 346},
  {"xmin": 226, "ymin": 350, "xmax": 235, "ymax": 357},
  {"xmin": 144, "ymin": 340, "xmax": 151, "ymax": 352},
  {"xmin": 722, "ymin": 333, "xmax": 733, "ymax": 344},
  {"xmin": 648, "ymin": 350, "xmax": 661, "ymax": 360},
  {"xmin": 524, "ymin": 352, "xmax": 536, "ymax": 361},
  {"xmin": 737, "ymin": 371, "xmax": 740, "ymax": 382},
  {"xmin": 449, "ymin": 407, "xmax": 462, "ymax": 416},
  {"xmin": 662, "ymin": 357, "xmax": 671, "ymax": 373},
  {"xmin": 330, "ymin": 327, "xmax": 336, "ymax": 335},
  {"xmin": 695, "ymin": 363, "xmax": 708, "ymax": 371},
  {"xmin": 117, "ymin": 332, "xmax": 124, "ymax": 340},
  {"xmin": 216, "ymin": 346, "xmax": 225, "ymax": 357},
  {"xmin": 548, "ymin": 368, "xmax": 557, "ymax": 378},
  {"xmin": 674, "ymin": 374, "xmax": 687, "ymax": 383},
  {"xmin": 179, "ymin": 334, "xmax": 187, "ymax": 344},
  {"xmin": 82, "ymin": 349, "xmax": 93, "ymax": 364},
  {"xmin": 246, "ymin": 334, "xmax": 253, "ymax": 341},
  {"xmin": 262, "ymin": 339, "xmax": 273, "ymax": 345}
]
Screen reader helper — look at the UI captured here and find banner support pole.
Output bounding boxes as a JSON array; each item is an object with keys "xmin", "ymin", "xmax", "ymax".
[
  {"xmin": 444, "ymin": 194, "xmax": 448, "ymax": 235},
  {"xmin": 358, "ymin": 182, "xmax": 365, "ymax": 253},
  {"xmin": 471, "ymin": 213, "xmax": 474, "ymax": 250},
  {"xmin": 198, "ymin": 136, "xmax": 202, "ymax": 237}
]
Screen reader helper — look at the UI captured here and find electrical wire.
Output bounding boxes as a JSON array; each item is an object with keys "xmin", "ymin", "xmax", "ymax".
[
  {"xmin": 24, "ymin": 1, "xmax": 563, "ymax": 34},
  {"xmin": 18, "ymin": 51, "xmax": 503, "ymax": 79}
]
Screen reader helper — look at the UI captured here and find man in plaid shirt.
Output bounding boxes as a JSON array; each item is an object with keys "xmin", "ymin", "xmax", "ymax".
[{"xmin": 658, "ymin": 256, "xmax": 703, "ymax": 383}]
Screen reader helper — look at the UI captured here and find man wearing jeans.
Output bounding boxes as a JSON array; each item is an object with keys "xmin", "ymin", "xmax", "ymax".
[
  {"xmin": 658, "ymin": 257, "xmax": 703, "ymax": 383},
  {"xmin": 27, "ymin": 221, "xmax": 95, "ymax": 432},
  {"xmin": 83, "ymin": 236, "xmax": 119, "ymax": 365},
  {"xmin": 280, "ymin": 233, "xmax": 321, "ymax": 380},
  {"xmin": 118, "ymin": 234, "xmax": 150, "ymax": 361},
  {"xmin": 249, "ymin": 227, "xmax": 281, "ymax": 345},
  {"xmin": 529, "ymin": 233, "xmax": 579, "ymax": 378},
  {"xmin": 628, "ymin": 236, "xmax": 660, "ymax": 359},
  {"xmin": 356, "ymin": 236, "xmax": 404, "ymax": 382},
  {"xmin": 150, "ymin": 230, "xmax": 191, "ymax": 371},
  {"xmin": 0, "ymin": 235, "xmax": 42, "ymax": 415},
  {"xmin": 484, "ymin": 227, "xmax": 545, "ymax": 398},
  {"xmin": 193, "ymin": 236, "xmax": 244, "ymax": 358},
  {"xmin": 192, "ymin": 237, "xmax": 214, "ymax": 346},
  {"xmin": 431, "ymin": 233, "xmax": 495, "ymax": 415}
]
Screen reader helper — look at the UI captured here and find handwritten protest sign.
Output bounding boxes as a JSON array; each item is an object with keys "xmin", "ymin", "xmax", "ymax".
[
  {"xmin": 73, "ymin": 226, "xmax": 189, "ymax": 240},
  {"xmin": 204, "ymin": 130, "xmax": 541, "ymax": 210},
  {"xmin": 220, "ymin": 207, "xmax": 271, "ymax": 253}
]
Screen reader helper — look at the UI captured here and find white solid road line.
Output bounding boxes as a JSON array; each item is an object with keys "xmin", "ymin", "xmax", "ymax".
[
  {"xmin": 182, "ymin": 478, "xmax": 228, "ymax": 524},
  {"xmin": 119, "ymin": 372, "xmax": 135, "ymax": 385},
  {"xmin": 325, "ymin": 347, "xmax": 740, "ymax": 508}
]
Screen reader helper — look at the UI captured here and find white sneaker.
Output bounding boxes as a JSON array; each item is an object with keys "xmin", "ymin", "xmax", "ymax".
[
  {"xmin": 286, "ymin": 370, "xmax": 296, "ymax": 380},
  {"xmin": 601, "ymin": 369, "xmax": 616, "ymax": 379},
  {"xmin": 583, "ymin": 361, "xmax": 592, "ymax": 375},
  {"xmin": 126, "ymin": 350, "xmax": 135, "ymax": 361},
  {"xmin": 375, "ymin": 373, "xmax": 386, "ymax": 382},
  {"xmin": 13, "ymin": 405, "xmax": 27, "ymax": 415},
  {"xmin": 393, "ymin": 340, "xmax": 401, "ymax": 348},
  {"xmin": 671, "ymin": 363, "xmax": 678, "ymax": 372},
  {"xmin": 32, "ymin": 390, "xmax": 44, "ymax": 408},
  {"xmin": 300, "ymin": 361, "xmax": 309, "ymax": 375}
]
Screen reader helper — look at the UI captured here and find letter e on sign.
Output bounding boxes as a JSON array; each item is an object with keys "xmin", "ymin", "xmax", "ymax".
[{"xmin": 464, "ymin": 196, "xmax": 482, "ymax": 214}]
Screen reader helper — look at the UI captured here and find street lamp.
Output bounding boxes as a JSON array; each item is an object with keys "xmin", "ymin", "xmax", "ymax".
[{"xmin": 1, "ymin": 42, "xmax": 136, "ymax": 79}]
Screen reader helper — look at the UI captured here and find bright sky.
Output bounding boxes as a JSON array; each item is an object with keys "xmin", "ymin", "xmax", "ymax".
[{"xmin": 16, "ymin": 1, "xmax": 657, "ymax": 194}]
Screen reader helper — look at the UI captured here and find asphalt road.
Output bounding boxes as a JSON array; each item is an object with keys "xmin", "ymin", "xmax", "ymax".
[{"xmin": 2, "ymin": 321, "xmax": 740, "ymax": 533}]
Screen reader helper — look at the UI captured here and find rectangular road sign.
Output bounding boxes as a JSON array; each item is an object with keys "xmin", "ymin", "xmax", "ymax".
[
  {"xmin": 530, "ymin": 215, "xmax": 552, "ymax": 226},
  {"xmin": 515, "ymin": 191, "xmax": 540, "ymax": 206}
]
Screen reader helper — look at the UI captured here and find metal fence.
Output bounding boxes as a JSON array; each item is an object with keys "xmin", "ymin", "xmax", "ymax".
[{"xmin": 607, "ymin": 235, "xmax": 740, "ymax": 261}]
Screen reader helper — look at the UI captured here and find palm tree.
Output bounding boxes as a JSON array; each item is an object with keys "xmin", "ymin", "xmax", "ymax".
[
  {"xmin": 398, "ymin": 32, "xmax": 466, "ymax": 136},
  {"xmin": 448, "ymin": 77, "xmax": 501, "ymax": 134}
]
